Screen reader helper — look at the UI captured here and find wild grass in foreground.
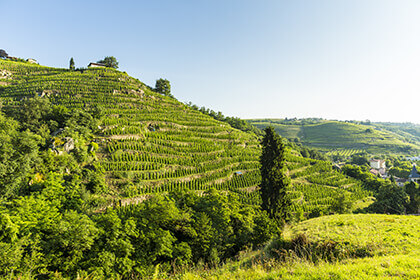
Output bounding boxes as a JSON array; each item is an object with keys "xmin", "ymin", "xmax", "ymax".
[{"xmin": 166, "ymin": 214, "xmax": 420, "ymax": 280}]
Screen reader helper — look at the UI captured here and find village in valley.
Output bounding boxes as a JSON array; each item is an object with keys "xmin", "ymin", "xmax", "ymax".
[{"xmin": 367, "ymin": 158, "xmax": 420, "ymax": 186}]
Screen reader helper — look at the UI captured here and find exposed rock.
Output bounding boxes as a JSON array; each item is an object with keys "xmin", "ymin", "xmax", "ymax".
[
  {"xmin": 38, "ymin": 89, "xmax": 59, "ymax": 97},
  {"xmin": 0, "ymin": 70, "xmax": 12, "ymax": 79},
  {"xmin": 63, "ymin": 137, "xmax": 75, "ymax": 153}
]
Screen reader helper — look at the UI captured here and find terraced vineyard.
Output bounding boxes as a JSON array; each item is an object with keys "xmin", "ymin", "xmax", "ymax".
[
  {"xmin": 248, "ymin": 119, "xmax": 420, "ymax": 155},
  {"xmin": 0, "ymin": 60, "xmax": 370, "ymax": 213},
  {"xmin": 0, "ymin": 60, "xmax": 262, "ymax": 204},
  {"xmin": 285, "ymin": 149, "xmax": 371, "ymax": 216},
  {"xmin": 326, "ymin": 148, "xmax": 365, "ymax": 157}
]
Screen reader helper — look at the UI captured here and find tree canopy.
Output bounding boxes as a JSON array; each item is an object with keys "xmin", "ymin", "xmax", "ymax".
[
  {"xmin": 155, "ymin": 78, "xmax": 172, "ymax": 97},
  {"xmin": 97, "ymin": 56, "xmax": 118, "ymax": 69},
  {"xmin": 0, "ymin": 49, "xmax": 8, "ymax": 58}
]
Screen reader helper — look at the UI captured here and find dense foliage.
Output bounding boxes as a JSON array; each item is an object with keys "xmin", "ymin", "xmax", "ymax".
[
  {"xmin": 155, "ymin": 78, "xmax": 172, "ymax": 97},
  {"xmin": 342, "ymin": 164, "xmax": 419, "ymax": 214},
  {"xmin": 0, "ymin": 188, "xmax": 273, "ymax": 278},
  {"xmin": 260, "ymin": 127, "xmax": 290, "ymax": 221},
  {"xmin": 0, "ymin": 49, "xmax": 8, "ymax": 58},
  {"xmin": 69, "ymin": 58, "xmax": 75, "ymax": 70},
  {"xmin": 97, "ymin": 56, "xmax": 119, "ymax": 69},
  {"xmin": 2, "ymin": 59, "xmax": 414, "ymax": 279}
]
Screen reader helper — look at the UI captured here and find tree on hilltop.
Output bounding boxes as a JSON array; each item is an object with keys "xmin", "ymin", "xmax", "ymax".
[
  {"xmin": 97, "ymin": 56, "xmax": 118, "ymax": 69},
  {"xmin": 260, "ymin": 126, "xmax": 291, "ymax": 222},
  {"xmin": 0, "ymin": 49, "xmax": 8, "ymax": 58},
  {"xmin": 69, "ymin": 57, "xmax": 75, "ymax": 70},
  {"xmin": 155, "ymin": 78, "xmax": 172, "ymax": 97}
]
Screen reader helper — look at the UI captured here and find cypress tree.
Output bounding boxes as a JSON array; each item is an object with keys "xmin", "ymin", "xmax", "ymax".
[
  {"xmin": 260, "ymin": 126, "xmax": 291, "ymax": 221},
  {"xmin": 69, "ymin": 57, "xmax": 75, "ymax": 70}
]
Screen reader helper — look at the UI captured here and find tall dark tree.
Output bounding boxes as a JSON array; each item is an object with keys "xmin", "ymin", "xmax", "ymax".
[
  {"xmin": 155, "ymin": 78, "xmax": 172, "ymax": 97},
  {"xmin": 260, "ymin": 126, "xmax": 291, "ymax": 221},
  {"xmin": 0, "ymin": 49, "xmax": 8, "ymax": 58},
  {"xmin": 69, "ymin": 57, "xmax": 75, "ymax": 70},
  {"xmin": 97, "ymin": 56, "xmax": 119, "ymax": 69}
]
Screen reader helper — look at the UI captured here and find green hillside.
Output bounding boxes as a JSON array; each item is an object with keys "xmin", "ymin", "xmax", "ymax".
[
  {"xmin": 0, "ymin": 60, "xmax": 371, "ymax": 215},
  {"xmin": 173, "ymin": 214, "xmax": 420, "ymax": 279},
  {"xmin": 248, "ymin": 119, "xmax": 420, "ymax": 155},
  {"xmin": 0, "ymin": 60, "xmax": 262, "ymax": 206},
  {"xmin": 285, "ymin": 149, "xmax": 371, "ymax": 217},
  {"xmin": 0, "ymin": 60, "xmax": 416, "ymax": 279}
]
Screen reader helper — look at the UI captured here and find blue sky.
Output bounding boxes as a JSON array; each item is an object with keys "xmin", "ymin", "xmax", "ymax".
[{"xmin": 2, "ymin": 0, "xmax": 420, "ymax": 123}]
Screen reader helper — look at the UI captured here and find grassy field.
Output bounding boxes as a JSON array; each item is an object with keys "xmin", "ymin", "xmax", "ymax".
[
  {"xmin": 169, "ymin": 214, "xmax": 420, "ymax": 279},
  {"xmin": 248, "ymin": 119, "xmax": 420, "ymax": 155}
]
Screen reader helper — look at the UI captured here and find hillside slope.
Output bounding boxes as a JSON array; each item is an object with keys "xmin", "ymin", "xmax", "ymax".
[
  {"xmin": 248, "ymin": 119, "xmax": 420, "ymax": 155},
  {"xmin": 172, "ymin": 214, "xmax": 420, "ymax": 279},
  {"xmin": 0, "ymin": 60, "xmax": 371, "ymax": 214},
  {"xmin": 0, "ymin": 60, "xmax": 261, "ymax": 204}
]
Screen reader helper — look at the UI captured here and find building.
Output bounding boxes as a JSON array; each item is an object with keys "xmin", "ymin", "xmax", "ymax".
[
  {"xmin": 408, "ymin": 165, "xmax": 420, "ymax": 183},
  {"xmin": 27, "ymin": 58, "xmax": 38, "ymax": 64},
  {"xmin": 88, "ymin": 62, "xmax": 106, "ymax": 68},
  {"xmin": 369, "ymin": 159, "xmax": 386, "ymax": 169}
]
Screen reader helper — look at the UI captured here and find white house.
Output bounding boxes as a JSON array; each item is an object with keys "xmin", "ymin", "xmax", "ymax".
[
  {"xmin": 88, "ymin": 62, "xmax": 106, "ymax": 68},
  {"xmin": 369, "ymin": 159, "xmax": 386, "ymax": 169},
  {"xmin": 27, "ymin": 58, "xmax": 38, "ymax": 64}
]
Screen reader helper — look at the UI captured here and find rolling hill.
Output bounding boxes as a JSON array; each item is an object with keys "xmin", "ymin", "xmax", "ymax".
[
  {"xmin": 248, "ymin": 119, "xmax": 420, "ymax": 155},
  {"xmin": 0, "ymin": 60, "xmax": 371, "ymax": 214},
  {"xmin": 0, "ymin": 60, "xmax": 262, "ymax": 205}
]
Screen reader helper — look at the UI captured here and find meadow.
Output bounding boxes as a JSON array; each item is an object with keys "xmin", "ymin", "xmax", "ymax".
[{"xmin": 169, "ymin": 214, "xmax": 420, "ymax": 280}]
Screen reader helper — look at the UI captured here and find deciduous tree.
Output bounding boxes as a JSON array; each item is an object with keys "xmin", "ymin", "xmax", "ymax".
[
  {"xmin": 97, "ymin": 56, "xmax": 119, "ymax": 69},
  {"xmin": 155, "ymin": 78, "xmax": 172, "ymax": 97},
  {"xmin": 0, "ymin": 49, "xmax": 8, "ymax": 58}
]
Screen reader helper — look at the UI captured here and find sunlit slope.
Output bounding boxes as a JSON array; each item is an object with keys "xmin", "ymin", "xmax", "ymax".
[
  {"xmin": 285, "ymin": 149, "xmax": 371, "ymax": 216},
  {"xmin": 174, "ymin": 214, "xmax": 420, "ymax": 280},
  {"xmin": 0, "ymin": 60, "xmax": 261, "ymax": 200},
  {"xmin": 249, "ymin": 119, "xmax": 420, "ymax": 154}
]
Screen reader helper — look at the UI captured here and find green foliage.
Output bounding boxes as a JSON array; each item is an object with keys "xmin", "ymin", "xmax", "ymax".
[
  {"xmin": 367, "ymin": 183, "xmax": 409, "ymax": 214},
  {"xmin": 330, "ymin": 192, "xmax": 353, "ymax": 214},
  {"xmin": 0, "ymin": 49, "xmax": 8, "ymax": 58},
  {"xmin": 69, "ymin": 57, "xmax": 75, "ymax": 70},
  {"xmin": 249, "ymin": 119, "xmax": 420, "ymax": 155},
  {"xmin": 0, "ymin": 59, "xmax": 382, "ymax": 278},
  {"xmin": 155, "ymin": 78, "xmax": 172, "ymax": 97},
  {"xmin": 97, "ymin": 56, "xmax": 119, "ymax": 69},
  {"xmin": 0, "ymin": 113, "xmax": 41, "ymax": 198},
  {"xmin": 169, "ymin": 214, "xmax": 420, "ymax": 280},
  {"xmin": 405, "ymin": 181, "xmax": 420, "ymax": 214},
  {"xmin": 260, "ymin": 126, "xmax": 291, "ymax": 222},
  {"xmin": 350, "ymin": 154, "xmax": 369, "ymax": 166},
  {"xmin": 341, "ymin": 164, "xmax": 384, "ymax": 193}
]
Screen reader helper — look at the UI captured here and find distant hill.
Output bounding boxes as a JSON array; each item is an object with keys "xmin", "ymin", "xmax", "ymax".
[{"xmin": 248, "ymin": 118, "xmax": 420, "ymax": 155}]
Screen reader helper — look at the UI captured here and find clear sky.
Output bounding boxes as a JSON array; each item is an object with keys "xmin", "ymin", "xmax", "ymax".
[{"xmin": 2, "ymin": 0, "xmax": 420, "ymax": 124}]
